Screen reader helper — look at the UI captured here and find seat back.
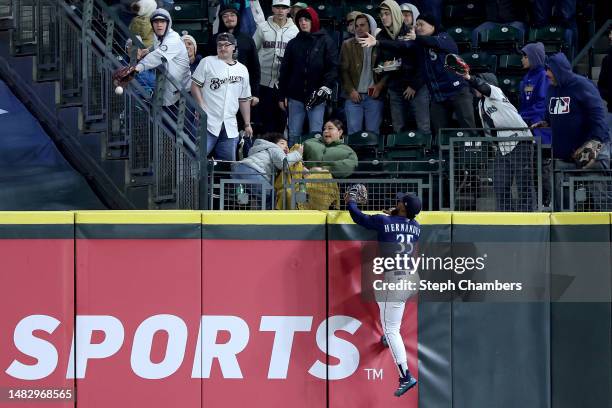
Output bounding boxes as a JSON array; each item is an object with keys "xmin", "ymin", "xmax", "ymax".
[
  {"xmin": 386, "ymin": 130, "xmax": 431, "ymax": 150},
  {"xmin": 460, "ymin": 51, "xmax": 498, "ymax": 73}
]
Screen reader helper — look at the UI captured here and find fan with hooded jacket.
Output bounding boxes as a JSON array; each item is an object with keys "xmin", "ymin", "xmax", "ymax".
[{"xmin": 278, "ymin": 7, "xmax": 338, "ymax": 106}]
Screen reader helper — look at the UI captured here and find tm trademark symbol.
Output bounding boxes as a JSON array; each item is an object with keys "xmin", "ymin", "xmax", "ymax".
[{"xmin": 364, "ymin": 368, "xmax": 383, "ymax": 380}]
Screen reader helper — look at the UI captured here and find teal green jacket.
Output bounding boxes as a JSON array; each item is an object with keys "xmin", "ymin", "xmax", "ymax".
[{"xmin": 303, "ymin": 138, "xmax": 358, "ymax": 178}]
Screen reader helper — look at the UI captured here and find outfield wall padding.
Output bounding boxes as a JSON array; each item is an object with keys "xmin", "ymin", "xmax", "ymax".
[{"xmin": 0, "ymin": 211, "xmax": 610, "ymax": 408}]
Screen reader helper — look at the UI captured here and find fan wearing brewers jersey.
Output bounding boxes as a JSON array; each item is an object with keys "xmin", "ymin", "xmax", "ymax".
[
  {"xmin": 191, "ymin": 32, "xmax": 253, "ymax": 161},
  {"xmin": 345, "ymin": 191, "xmax": 421, "ymax": 398},
  {"xmin": 461, "ymin": 72, "xmax": 536, "ymax": 211}
]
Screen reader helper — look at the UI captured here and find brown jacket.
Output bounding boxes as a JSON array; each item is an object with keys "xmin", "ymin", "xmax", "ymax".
[{"xmin": 340, "ymin": 38, "xmax": 383, "ymax": 98}]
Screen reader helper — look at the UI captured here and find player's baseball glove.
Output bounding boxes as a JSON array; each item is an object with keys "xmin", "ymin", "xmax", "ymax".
[
  {"xmin": 444, "ymin": 53, "xmax": 470, "ymax": 76},
  {"xmin": 572, "ymin": 139, "xmax": 603, "ymax": 168},
  {"xmin": 345, "ymin": 184, "xmax": 368, "ymax": 205},
  {"xmin": 305, "ymin": 86, "xmax": 332, "ymax": 110},
  {"xmin": 112, "ymin": 65, "xmax": 137, "ymax": 87}
]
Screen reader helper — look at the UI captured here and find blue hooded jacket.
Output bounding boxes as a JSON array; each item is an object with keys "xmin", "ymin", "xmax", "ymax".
[
  {"xmin": 519, "ymin": 42, "xmax": 551, "ymax": 144},
  {"xmin": 545, "ymin": 53, "xmax": 610, "ymax": 161},
  {"xmin": 415, "ymin": 31, "xmax": 468, "ymax": 102}
]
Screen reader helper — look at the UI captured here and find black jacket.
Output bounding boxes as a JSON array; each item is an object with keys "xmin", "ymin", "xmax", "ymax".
[
  {"xmin": 278, "ymin": 29, "xmax": 338, "ymax": 103},
  {"xmin": 375, "ymin": 26, "xmax": 424, "ymax": 92},
  {"xmin": 208, "ymin": 10, "xmax": 261, "ymax": 97}
]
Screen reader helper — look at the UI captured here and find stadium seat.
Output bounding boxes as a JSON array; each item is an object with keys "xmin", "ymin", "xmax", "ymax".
[
  {"xmin": 298, "ymin": 131, "xmax": 323, "ymax": 145},
  {"xmin": 351, "ymin": 159, "xmax": 384, "ymax": 178},
  {"xmin": 171, "ymin": 1, "xmax": 208, "ymax": 21},
  {"xmin": 444, "ymin": 2, "xmax": 486, "ymax": 26},
  {"xmin": 497, "ymin": 75, "xmax": 522, "ymax": 106},
  {"xmin": 437, "ymin": 129, "xmax": 481, "ymax": 147},
  {"xmin": 498, "ymin": 53, "xmax": 524, "ymax": 74},
  {"xmin": 345, "ymin": 131, "xmax": 382, "ymax": 155},
  {"xmin": 346, "ymin": 1, "xmax": 377, "ymax": 13},
  {"xmin": 383, "ymin": 150, "xmax": 437, "ymax": 172},
  {"xmin": 448, "ymin": 26, "xmax": 473, "ymax": 53},
  {"xmin": 460, "ymin": 52, "xmax": 497, "ymax": 73},
  {"xmin": 172, "ymin": 20, "xmax": 209, "ymax": 45},
  {"xmin": 528, "ymin": 26, "xmax": 567, "ymax": 54},
  {"xmin": 386, "ymin": 130, "xmax": 431, "ymax": 150},
  {"xmin": 477, "ymin": 24, "xmax": 524, "ymax": 53},
  {"xmin": 309, "ymin": 0, "xmax": 345, "ymax": 20}
]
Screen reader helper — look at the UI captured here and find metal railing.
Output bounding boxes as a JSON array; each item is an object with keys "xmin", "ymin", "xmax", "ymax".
[
  {"xmin": 437, "ymin": 129, "xmax": 545, "ymax": 211},
  {"xmin": 557, "ymin": 169, "xmax": 612, "ymax": 212},
  {"xmin": 5, "ymin": 0, "xmax": 209, "ymax": 209},
  {"xmin": 10, "ymin": 0, "xmax": 36, "ymax": 55},
  {"xmin": 572, "ymin": 19, "xmax": 611, "ymax": 77},
  {"xmin": 448, "ymin": 136, "xmax": 542, "ymax": 211},
  {"xmin": 0, "ymin": 0, "xmax": 12, "ymax": 21},
  {"xmin": 207, "ymin": 160, "xmax": 436, "ymax": 211}
]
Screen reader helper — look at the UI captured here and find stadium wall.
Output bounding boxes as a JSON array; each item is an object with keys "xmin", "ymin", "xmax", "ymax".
[{"xmin": 0, "ymin": 211, "xmax": 610, "ymax": 408}]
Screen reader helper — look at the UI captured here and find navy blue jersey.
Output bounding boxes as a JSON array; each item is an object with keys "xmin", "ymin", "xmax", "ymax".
[{"xmin": 347, "ymin": 201, "xmax": 421, "ymax": 256}]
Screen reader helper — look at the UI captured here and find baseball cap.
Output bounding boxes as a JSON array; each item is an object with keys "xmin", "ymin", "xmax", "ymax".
[
  {"xmin": 216, "ymin": 32, "xmax": 237, "ymax": 47},
  {"xmin": 150, "ymin": 8, "xmax": 170, "ymax": 22},
  {"xmin": 400, "ymin": 4, "xmax": 413, "ymax": 12},
  {"xmin": 272, "ymin": 0, "xmax": 291, "ymax": 7},
  {"xmin": 292, "ymin": 2, "xmax": 308, "ymax": 8},
  {"xmin": 396, "ymin": 192, "xmax": 422, "ymax": 218}
]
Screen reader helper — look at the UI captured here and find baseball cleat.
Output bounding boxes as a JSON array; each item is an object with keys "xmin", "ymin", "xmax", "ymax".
[{"xmin": 394, "ymin": 375, "xmax": 417, "ymax": 397}]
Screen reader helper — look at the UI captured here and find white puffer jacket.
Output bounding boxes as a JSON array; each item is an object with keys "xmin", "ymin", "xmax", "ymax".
[{"xmin": 137, "ymin": 8, "xmax": 191, "ymax": 106}]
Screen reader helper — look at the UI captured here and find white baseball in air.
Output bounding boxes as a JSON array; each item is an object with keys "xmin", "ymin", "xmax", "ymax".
[{"xmin": 114, "ymin": 86, "xmax": 124, "ymax": 95}]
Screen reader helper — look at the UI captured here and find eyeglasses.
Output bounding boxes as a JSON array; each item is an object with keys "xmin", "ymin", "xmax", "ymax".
[{"xmin": 217, "ymin": 42, "xmax": 233, "ymax": 49}]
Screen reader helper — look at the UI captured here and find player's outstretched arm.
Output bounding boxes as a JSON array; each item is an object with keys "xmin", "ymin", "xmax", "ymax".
[{"xmin": 345, "ymin": 199, "xmax": 380, "ymax": 230}]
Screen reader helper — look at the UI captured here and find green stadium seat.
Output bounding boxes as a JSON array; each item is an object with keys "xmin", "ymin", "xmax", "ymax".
[
  {"xmin": 345, "ymin": 131, "xmax": 382, "ymax": 154},
  {"xmin": 346, "ymin": 2, "xmax": 377, "ymax": 14},
  {"xmin": 437, "ymin": 129, "xmax": 481, "ymax": 147},
  {"xmin": 386, "ymin": 130, "xmax": 431, "ymax": 150},
  {"xmin": 173, "ymin": 20, "xmax": 209, "ymax": 45},
  {"xmin": 448, "ymin": 26, "xmax": 473, "ymax": 53},
  {"xmin": 298, "ymin": 131, "xmax": 323, "ymax": 145},
  {"xmin": 171, "ymin": 1, "xmax": 207, "ymax": 21},
  {"xmin": 444, "ymin": 2, "xmax": 486, "ymax": 26},
  {"xmin": 309, "ymin": 0, "xmax": 345, "ymax": 20},
  {"xmin": 383, "ymin": 150, "xmax": 437, "ymax": 173},
  {"xmin": 498, "ymin": 54, "xmax": 523, "ymax": 74},
  {"xmin": 351, "ymin": 159, "xmax": 384, "ymax": 178},
  {"xmin": 498, "ymin": 75, "xmax": 522, "ymax": 106},
  {"xmin": 528, "ymin": 26, "xmax": 567, "ymax": 54},
  {"xmin": 460, "ymin": 52, "xmax": 497, "ymax": 73},
  {"xmin": 477, "ymin": 24, "xmax": 524, "ymax": 52}
]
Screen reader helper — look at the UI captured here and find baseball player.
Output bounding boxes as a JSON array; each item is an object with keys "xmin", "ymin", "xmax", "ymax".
[{"xmin": 344, "ymin": 186, "xmax": 421, "ymax": 397}]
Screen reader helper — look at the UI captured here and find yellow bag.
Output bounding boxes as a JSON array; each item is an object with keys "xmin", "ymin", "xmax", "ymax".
[{"xmin": 274, "ymin": 145, "xmax": 340, "ymax": 210}]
